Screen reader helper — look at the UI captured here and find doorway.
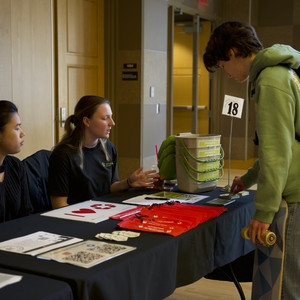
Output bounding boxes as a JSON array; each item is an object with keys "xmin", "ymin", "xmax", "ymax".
[{"xmin": 169, "ymin": 10, "xmax": 211, "ymax": 135}]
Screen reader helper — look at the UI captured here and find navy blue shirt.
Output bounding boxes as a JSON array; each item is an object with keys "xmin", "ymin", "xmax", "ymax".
[{"xmin": 48, "ymin": 141, "xmax": 119, "ymax": 205}]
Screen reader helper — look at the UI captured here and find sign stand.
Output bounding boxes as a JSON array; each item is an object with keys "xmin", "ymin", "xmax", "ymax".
[
  {"xmin": 220, "ymin": 94, "xmax": 244, "ymax": 192},
  {"xmin": 222, "ymin": 116, "xmax": 233, "ymax": 192}
]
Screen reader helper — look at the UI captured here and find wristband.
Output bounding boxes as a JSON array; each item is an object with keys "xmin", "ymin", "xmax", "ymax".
[{"xmin": 127, "ymin": 178, "xmax": 133, "ymax": 188}]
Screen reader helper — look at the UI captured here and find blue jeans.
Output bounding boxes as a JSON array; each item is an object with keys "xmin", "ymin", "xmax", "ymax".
[{"xmin": 282, "ymin": 201, "xmax": 300, "ymax": 299}]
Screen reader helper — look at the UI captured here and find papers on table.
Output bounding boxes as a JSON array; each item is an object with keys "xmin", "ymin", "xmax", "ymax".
[
  {"xmin": 122, "ymin": 191, "xmax": 209, "ymax": 206},
  {"xmin": 0, "ymin": 272, "xmax": 22, "ymax": 289},
  {"xmin": 38, "ymin": 240, "xmax": 136, "ymax": 268},
  {"xmin": 41, "ymin": 200, "xmax": 137, "ymax": 224},
  {"xmin": 206, "ymin": 198, "xmax": 236, "ymax": 206},
  {"xmin": 0, "ymin": 231, "xmax": 136, "ymax": 268},
  {"xmin": 0, "ymin": 231, "xmax": 83, "ymax": 256}
]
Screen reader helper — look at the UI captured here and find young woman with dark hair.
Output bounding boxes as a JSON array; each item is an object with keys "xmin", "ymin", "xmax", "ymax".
[{"xmin": 0, "ymin": 100, "xmax": 33, "ymax": 222}]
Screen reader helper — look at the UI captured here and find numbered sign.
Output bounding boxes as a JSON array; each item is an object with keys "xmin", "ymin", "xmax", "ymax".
[{"xmin": 222, "ymin": 94, "xmax": 244, "ymax": 119}]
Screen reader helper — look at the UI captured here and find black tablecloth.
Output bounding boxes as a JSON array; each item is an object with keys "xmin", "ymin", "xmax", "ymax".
[
  {"xmin": 0, "ymin": 267, "xmax": 73, "ymax": 300},
  {"xmin": 0, "ymin": 187, "xmax": 256, "ymax": 300}
]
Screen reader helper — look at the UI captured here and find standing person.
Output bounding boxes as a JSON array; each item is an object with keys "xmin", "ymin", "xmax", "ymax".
[
  {"xmin": 203, "ymin": 21, "xmax": 300, "ymax": 299},
  {"xmin": 0, "ymin": 100, "xmax": 33, "ymax": 222},
  {"xmin": 48, "ymin": 95, "xmax": 159, "ymax": 208}
]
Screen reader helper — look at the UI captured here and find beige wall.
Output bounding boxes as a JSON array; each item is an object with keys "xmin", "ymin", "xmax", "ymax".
[
  {"xmin": 105, "ymin": 0, "xmax": 169, "ymax": 179},
  {"xmin": 0, "ymin": 0, "xmax": 104, "ymax": 161},
  {"xmin": 142, "ymin": 0, "xmax": 169, "ymax": 171},
  {"xmin": 254, "ymin": 0, "xmax": 300, "ymax": 48},
  {"xmin": 0, "ymin": 0, "xmax": 54, "ymax": 160}
]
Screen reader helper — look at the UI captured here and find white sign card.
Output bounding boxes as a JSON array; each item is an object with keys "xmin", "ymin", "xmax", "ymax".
[
  {"xmin": 0, "ymin": 272, "xmax": 22, "ymax": 289},
  {"xmin": 41, "ymin": 200, "xmax": 137, "ymax": 224},
  {"xmin": 222, "ymin": 94, "xmax": 244, "ymax": 119},
  {"xmin": 0, "ymin": 231, "xmax": 82, "ymax": 256}
]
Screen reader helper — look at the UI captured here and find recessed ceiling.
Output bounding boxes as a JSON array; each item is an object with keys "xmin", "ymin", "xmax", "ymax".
[{"xmin": 174, "ymin": 12, "xmax": 193, "ymax": 24}]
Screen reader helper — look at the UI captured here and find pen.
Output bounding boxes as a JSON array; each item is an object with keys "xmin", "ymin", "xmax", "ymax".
[{"xmin": 144, "ymin": 197, "xmax": 170, "ymax": 200}]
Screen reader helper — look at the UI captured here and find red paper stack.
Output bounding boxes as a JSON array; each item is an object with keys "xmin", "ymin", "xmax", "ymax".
[{"xmin": 112, "ymin": 202, "xmax": 227, "ymax": 236}]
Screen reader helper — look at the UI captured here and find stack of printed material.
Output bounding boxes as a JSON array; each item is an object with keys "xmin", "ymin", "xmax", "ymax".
[{"xmin": 115, "ymin": 202, "xmax": 227, "ymax": 236}]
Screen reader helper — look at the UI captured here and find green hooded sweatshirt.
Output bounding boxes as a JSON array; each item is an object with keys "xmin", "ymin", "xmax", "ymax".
[{"xmin": 241, "ymin": 44, "xmax": 300, "ymax": 224}]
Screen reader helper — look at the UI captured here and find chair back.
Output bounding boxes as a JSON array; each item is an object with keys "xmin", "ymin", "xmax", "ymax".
[{"xmin": 22, "ymin": 149, "xmax": 52, "ymax": 213}]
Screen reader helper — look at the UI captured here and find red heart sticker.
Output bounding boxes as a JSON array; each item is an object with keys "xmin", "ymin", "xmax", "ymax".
[{"xmin": 72, "ymin": 208, "xmax": 96, "ymax": 214}]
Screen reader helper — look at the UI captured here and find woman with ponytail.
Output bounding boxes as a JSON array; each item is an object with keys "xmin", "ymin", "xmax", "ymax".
[{"xmin": 48, "ymin": 95, "xmax": 158, "ymax": 208}]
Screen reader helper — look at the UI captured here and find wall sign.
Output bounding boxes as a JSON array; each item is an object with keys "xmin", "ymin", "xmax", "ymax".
[
  {"xmin": 123, "ymin": 63, "xmax": 137, "ymax": 69},
  {"xmin": 122, "ymin": 71, "xmax": 138, "ymax": 81}
]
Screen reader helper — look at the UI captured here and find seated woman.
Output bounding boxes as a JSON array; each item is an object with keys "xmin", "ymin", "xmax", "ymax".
[
  {"xmin": 48, "ymin": 95, "xmax": 159, "ymax": 208},
  {"xmin": 0, "ymin": 100, "xmax": 33, "ymax": 222}
]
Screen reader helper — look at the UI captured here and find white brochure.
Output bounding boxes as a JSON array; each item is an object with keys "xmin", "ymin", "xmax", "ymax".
[{"xmin": 41, "ymin": 200, "xmax": 136, "ymax": 224}]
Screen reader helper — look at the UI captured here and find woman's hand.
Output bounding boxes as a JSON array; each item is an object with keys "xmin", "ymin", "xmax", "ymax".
[
  {"xmin": 230, "ymin": 176, "xmax": 247, "ymax": 194},
  {"xmin": 128, "ymin": 167, "xmax": 160, "ymax": 188}
]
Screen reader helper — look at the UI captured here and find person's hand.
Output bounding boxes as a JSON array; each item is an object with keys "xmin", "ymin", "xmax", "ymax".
[
  {"xmin": 128, "ymin": 167, "xmax": 160, "ymax": 187},
  {"xmin": 230, "ymin": 176, "xmax": 247, "ymax": 194},
  {"xmin": 249, "ymin": 218, "xmax": 271, "ymax": 245}
]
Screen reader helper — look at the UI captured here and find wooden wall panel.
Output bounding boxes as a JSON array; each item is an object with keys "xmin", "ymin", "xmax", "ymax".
[{"xmin": 0, "ymin": 0, "xmax": 54, "ymax": 159}]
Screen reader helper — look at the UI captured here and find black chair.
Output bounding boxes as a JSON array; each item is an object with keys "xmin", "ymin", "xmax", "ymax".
[
  {"xmin": 22, "ymin": 149, "xmax": 52, "ymax": 213},
  {"xmin": 204, "ymin": 250, "xmax": 254, "ymax": 300}
]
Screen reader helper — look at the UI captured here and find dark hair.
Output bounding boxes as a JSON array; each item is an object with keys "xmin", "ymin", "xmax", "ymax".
[
  {"xmin": 58, "ymin": 95, "xmax": 111, "ymax": 165},
  {"xmin": 203, "ymin": 21, "xmax": 263, "ymax": 72},
  {"xmin": 0, "ymin": 100, "xmax": 18, "ymax": 133}
]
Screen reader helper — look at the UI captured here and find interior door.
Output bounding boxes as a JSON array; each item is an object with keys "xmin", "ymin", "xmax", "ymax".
[
  {"xmin": 172, "ymin": 13, "xmax": 211, "ymax": 135},
  {"xmin": 55, "ymin": 0, "xmax": 104, "ymax": 142}
]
